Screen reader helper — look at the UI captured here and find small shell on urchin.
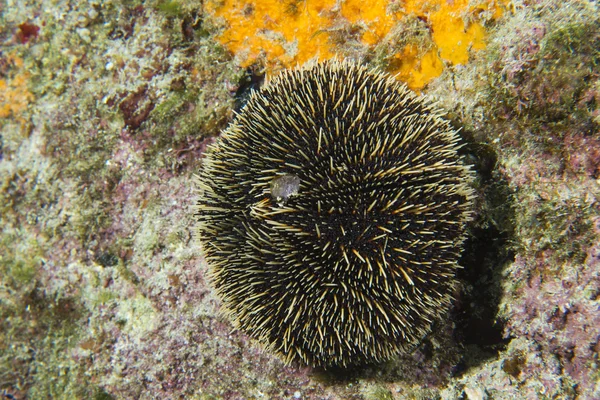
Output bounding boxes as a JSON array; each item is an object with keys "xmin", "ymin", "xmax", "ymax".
[{"xmin": 195, "ymin": 60, "xmax": 475, "ymax": 368}]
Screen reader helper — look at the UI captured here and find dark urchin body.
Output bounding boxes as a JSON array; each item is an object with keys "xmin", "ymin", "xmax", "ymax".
[{"xmin": 196, "ymin": 60, "xmax": 474, "ymax": 368}]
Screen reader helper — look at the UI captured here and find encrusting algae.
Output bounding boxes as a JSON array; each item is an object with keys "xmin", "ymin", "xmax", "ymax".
[{"xmin": 205, "ymin": 0, "xmax": 509, "ymax": 89}]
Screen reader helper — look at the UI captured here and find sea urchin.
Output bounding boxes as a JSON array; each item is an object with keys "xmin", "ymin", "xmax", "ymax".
[{"xmin": 195, "ymin": 60, "xmax": 475, "ymax": 368}]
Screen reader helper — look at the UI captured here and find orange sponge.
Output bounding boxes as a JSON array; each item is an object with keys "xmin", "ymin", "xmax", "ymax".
[
  {"xmin": 0, "ymin": 55, "xmax": 33, "ymax": 120},
  {"xmin": 206, "ymin": 0, "xmax": 508, "ymax": 89}
]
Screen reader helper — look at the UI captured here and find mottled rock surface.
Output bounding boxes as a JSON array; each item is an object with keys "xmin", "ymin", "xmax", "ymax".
[{"xmin": 1, "ymin": 0, "xmax": 598, "ymax": 399}]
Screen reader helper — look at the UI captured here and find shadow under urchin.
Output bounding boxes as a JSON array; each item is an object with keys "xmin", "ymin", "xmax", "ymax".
[{"xmin": 195, "ymin": 60, "xmax": 475, "ymax": 368}]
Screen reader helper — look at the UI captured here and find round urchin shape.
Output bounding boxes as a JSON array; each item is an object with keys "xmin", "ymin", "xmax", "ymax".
[{"xmin": 195, "ymin": 60, "xmax": 475, "ymax": 368}]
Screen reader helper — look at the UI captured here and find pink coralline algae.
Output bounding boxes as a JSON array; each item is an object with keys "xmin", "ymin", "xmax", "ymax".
[{"xmin": 502, "ymin": 231, "xmax": 600, "ymax": 398}]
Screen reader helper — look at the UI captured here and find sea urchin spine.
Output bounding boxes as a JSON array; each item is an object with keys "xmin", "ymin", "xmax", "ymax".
[{"xmin": 195, "ymin": 60, "xmax": 475, "ymax": 368}]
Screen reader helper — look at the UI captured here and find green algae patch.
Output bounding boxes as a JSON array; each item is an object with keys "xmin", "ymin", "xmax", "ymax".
[
  {"xmin": 93, "ymin": 289, "xmax": 120, "ymax": 306},
  {"xmin": 1, "ymin": 233, "xmax": 43, "ymax": 288},
  {"xmin": 7, "ymin": 260, "xmax": 37, "ymax": 284},
  {"xmin": 156, "ymin": 0, "xmax": 184, "ymax": 17},
  {"xmin": 485, "ymin": 7, "xmax": 599, "ymax": 136},
  {"xmin": 0, "ymin": 284, "xmax": 96, "ymax": 398}
]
